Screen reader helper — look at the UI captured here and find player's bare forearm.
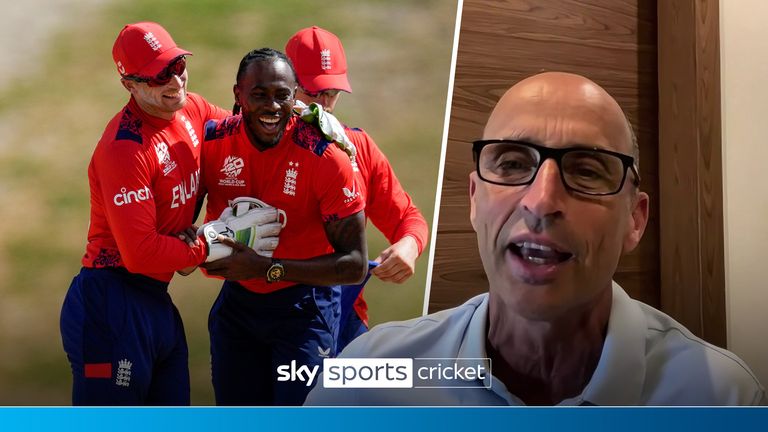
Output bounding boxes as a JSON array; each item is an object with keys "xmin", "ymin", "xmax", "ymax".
[
  {"xmin": 201, "ymin": 211, "xmax": 368, "ymax": 285},
  {"xmin": 372, "ymin": 235, "xmax": 419, "ymax": 283},
  {"xmin": 279, "ymin": 210, "xmax": 367, "ymax": 285}
]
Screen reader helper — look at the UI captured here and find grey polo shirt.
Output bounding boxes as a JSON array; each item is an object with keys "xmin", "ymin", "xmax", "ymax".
[{"xmin": 305, "ymin": 282, "xmax": 765, "ymax": 406}]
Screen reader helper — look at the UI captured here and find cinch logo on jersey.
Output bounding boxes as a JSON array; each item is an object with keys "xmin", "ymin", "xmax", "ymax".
[
  {"xmin": 113, "ymin": 186, "xmax": 152, "ymax": 206},
  {"xmin": 155, "ymin": 142, "xmax": 177, "ymax": 176},
  {"xmin": 170, "ymin": 169, "xmax": 200, "ymax": 209},
  {"xmin": 181, "ymin": 115, "xmax": 199, "ymax": 147},
  {"xmin": 218, "ymin": 155, "xmax": 246, "ymax": 187}
]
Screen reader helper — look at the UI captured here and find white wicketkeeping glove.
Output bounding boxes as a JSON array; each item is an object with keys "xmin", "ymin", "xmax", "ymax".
[
  {"xmin": 198, "ymin": 197, "xmax": 287, "ymax": 261},
  {"xmin": 294, "ymin": 100, "xmax": 359, "ymax": 172}
]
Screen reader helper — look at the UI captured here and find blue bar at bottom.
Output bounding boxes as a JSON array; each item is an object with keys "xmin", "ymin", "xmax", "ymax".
[{"xmin": 0, "ymin": 407, "xmax": 765, "ymax": 432}]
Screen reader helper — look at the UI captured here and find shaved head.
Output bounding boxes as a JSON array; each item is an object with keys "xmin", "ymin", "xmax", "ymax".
[
  {"xmin": 483, "ymin": 72, "xmax": 636, "ymax": 162},
  {"xmin": 469, "ymin": 71, "xmax": 649, "ymax": 322}
]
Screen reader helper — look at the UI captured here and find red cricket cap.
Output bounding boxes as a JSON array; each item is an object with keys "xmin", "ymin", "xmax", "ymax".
[
  {"xmin": 285, "ymin": 26, "xmax": 352, "ymax": 93},
  {"xmin": 112, "ymin": 22, "xmax": 192, "ymax": 78}
]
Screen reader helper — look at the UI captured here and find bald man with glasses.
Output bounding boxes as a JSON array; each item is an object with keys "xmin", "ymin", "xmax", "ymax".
[{"xmin": 305, "ymin": 72, "xmax": 765, "ymax": 406}]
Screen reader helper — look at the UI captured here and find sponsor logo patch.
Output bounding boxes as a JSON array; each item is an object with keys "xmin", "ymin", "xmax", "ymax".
[
  {"xmin": 218, "ymin": 155, "xmax": 246, "ymax": 187},
  {"xmin": 115, "ymin": 359, "xmax": 133, "ymax": 387},
  {"xmin": 181, "ymin": 115, "xmax": 199, "ymax": 147},
  {"xmin": 154, "ymin": 142, "xmax": 177, "ymax": 176},
  {"xmin": 113, "ymin": 186, "xmax": 152, "ymax": 207},
  {"xmin": 320, "ymin": 49, "xmax": 332, "ymax": 70},
  {"xmin": 283, "ymin": 161, "xmax": 299, "ymax": 196},
  {"xmin": 342, "ymin": 181, "xmax": 359, "ymax": 204},
  {"xmin": 143, "ymin": 32, "xmax": 162, "ymax": 51}
]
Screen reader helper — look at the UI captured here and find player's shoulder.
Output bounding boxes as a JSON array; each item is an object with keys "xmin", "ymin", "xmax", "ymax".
[
  {"xmin": 343, "ymin": 125, "xmax": 375, "ymax": 147},
  {"xmin": 203, "ymin": 115, "xmax": 243, "ymax": 143},
  {"xmin": 639, "ymin": 301, "xmax": 765, "ymax": 404},
  {"xmin": 92, "ymin": 106, "xmax": 149, "ymax": 167},
  {"xmin": 184, "ymin": 91, "xmax": 207, "ymax": 106},
  {"xmin": 289, "ymin": 115, "xmax": 342, "ymax": 158},
  {"xmin": 182, "ymin": 92, "xmax": 217, "ymax": 116},
  {"xmin": 342, "ymin": 293, "xmax": 488, "ymax": 359},
  {"xmin": 101, "ymin": 104, "xmax": 144, "ymax": 146}
]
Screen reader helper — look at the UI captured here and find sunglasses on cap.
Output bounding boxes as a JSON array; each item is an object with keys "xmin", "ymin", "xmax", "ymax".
[
  {"xmin": 124, "ymin": 55, "xmax": 187, "ymax": 87},
  {"xmin": 300, "ymin": 87, "xmax": 341, "ymax": 98}
]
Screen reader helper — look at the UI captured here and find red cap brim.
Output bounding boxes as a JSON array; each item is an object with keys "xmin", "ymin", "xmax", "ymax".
[
  {"xmin": 297, "ymin": 73, "xmax": 352, "ymax": 94},
  {"xmin": 137, "ymin": 46, "xmax": 193, "ymax": 77}
]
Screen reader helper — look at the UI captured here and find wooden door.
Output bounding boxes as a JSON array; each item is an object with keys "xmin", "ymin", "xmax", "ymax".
[{"xmin": 429, "ymin": 0, "xmax": 660, "ymax": 311}]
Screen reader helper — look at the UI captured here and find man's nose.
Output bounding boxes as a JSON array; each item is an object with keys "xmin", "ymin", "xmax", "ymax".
[
  {"xmin": 167, "ymin": 74, "xmax": 184, "ymax": 89},
  {"xmin": 268, "ymin": 97, "xmax": 282, "ymax": 110},
  {"xmin": 518, "ymin": 159, "xmax": 567, "ymax": 221}
]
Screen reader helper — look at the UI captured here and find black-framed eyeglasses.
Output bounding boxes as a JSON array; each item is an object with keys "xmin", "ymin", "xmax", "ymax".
[
  {"xmin": 472, "ymin": 139, "xmax": 641, "ymax": 196},
  {"xmin": 123, "ymin": 55, "xmax": 187, "ymax": 87},
  {"xmin": 300, "ymin": 87, "xmax": 341, "ymax": 99}
]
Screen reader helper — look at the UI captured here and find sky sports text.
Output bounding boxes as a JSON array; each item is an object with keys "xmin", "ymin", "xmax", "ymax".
[{"xmin": 276, "ymin": 358, "xmax": 491, "ymax": 389}]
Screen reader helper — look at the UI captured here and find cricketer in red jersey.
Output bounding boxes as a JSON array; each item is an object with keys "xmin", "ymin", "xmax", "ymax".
[
  {"xmin": 60, "ymin": 22, "xmax": 228, "ymax": 406},
  {"xmin": 343, "ymin": 128, "xmax": 429, "ymax": 320},
  {"xmin": 200, "ymin": 114, "xmax": 365, "ymax": 293},
  {"xmin": 198, "ymin": 48, "xmax": 367, "ymax": 406},
  {"xmin": 82, "ymin": 92, "xmax": 226, "ymax": 281},
  {"xmin": 285, "ymin": 26, "xmax": 429, "ymax": 349}
]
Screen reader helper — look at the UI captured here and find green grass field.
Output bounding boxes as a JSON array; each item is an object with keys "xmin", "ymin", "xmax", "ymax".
[{"xmin": 0, "ymin": 0, "xmax": 455, "ymax": 404}]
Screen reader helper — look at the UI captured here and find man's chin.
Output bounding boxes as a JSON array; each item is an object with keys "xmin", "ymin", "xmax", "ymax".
[
  {"xmin": 255, "ymin": 130, "xmax": 284, "ymax": 149},
  {"xmin": 165, "ymin": 96, "xmax": 187, "ymax": 112}
]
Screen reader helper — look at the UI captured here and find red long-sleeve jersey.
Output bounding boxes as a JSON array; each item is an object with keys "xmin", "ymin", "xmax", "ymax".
[
  {"xmin": 82, "ymin": 93, "xmax": 229, "ymax": 282},
  {"xmin": 347, "ymin": 127, "xmax": 430, "ymax": 325},
  {"xmin": 200, "ymin": 115, "xmax": 364, "ymax": 294}
]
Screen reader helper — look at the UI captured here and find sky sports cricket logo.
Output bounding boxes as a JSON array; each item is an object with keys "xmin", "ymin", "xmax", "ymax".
[{"xmin": 276, "ymin": 358, "xmax": 491, "ymax": 389}]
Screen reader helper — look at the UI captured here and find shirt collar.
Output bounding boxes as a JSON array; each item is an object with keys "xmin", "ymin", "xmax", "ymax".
[
  {"xmin": 457, "ymin": 293, "xmax": 525, "ymax": 405},
  {"xmin": 579, "ymin": 281, "xmax": 647, "ymax": 405},
  {"xmin": 468, "ymin": 283, "xmax": 648, "ymax": 406}
]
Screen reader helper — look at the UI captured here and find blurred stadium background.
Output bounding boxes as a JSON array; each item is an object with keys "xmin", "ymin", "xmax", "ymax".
[{"xmin": 0, "ymin": 0, "xmax": 455, "ymax": 404}]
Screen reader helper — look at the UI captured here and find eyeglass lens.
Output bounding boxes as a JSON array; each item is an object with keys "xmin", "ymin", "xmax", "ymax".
[
  {"xmin": 148, "ymin": 56, "xmax": 187, "ymax": 87},
  {"xmin": 478, "ymin": 142, "xmax": 626, "ymax": 194},
  {"xmin": 303, "ymin": 88, "xmax": 340, "ymax": 98}
]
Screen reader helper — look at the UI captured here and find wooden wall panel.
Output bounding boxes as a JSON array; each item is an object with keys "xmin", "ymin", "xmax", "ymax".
[
  {"xmin": 430, "ymin": 0, "xmax": 660, "ymax": 312},
  {"xmin": 658, "ymin": 0, "xmax": 725, "ymax": 346}
]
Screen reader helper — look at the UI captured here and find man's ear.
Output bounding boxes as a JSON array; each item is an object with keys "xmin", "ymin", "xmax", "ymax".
[
  {"xmin": 623, "ymin": 191, "xmax": 649, "ymax": 254},
  {"xmin": 233, "ymin": 84, "xmax": 241, "ymax": 106},
  {"xmin": 469, "ymin": 171, "xmax": 478, "ymax": 232},
  {"xmin": 121, "ymin": 78, "xmax": 136, "ymax": 93}
]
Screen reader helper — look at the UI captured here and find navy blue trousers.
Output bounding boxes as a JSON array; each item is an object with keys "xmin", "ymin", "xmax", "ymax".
[
  {"xmin": 336, "ymin": 261, "xmax": 377, "ymax": 353},
  {"xmin": 60, "ymin": 267, "xmax": 189, "ymax": 405},
  {"xmin": 209, "ymin": 281, "xmax": 340, "ymax": 406}
]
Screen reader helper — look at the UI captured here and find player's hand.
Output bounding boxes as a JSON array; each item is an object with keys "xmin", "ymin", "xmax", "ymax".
[
  {"xmin": 198, "ymin": 198, "xmax": 285, "ymax": 262},
  {"xmin": 175, "ymin": 225, "xmax": 200, "ymax": 247},
  {"xmin": 173, "ymin": 225, "xmax": 200, "ymax": 275},
  {"xmin": 372, "ymin": 236, "xmax": 420, "ymax": 284},
  {"xmin": 200, "ymin": 236, "xmax": 270, "ymax": 281}
]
